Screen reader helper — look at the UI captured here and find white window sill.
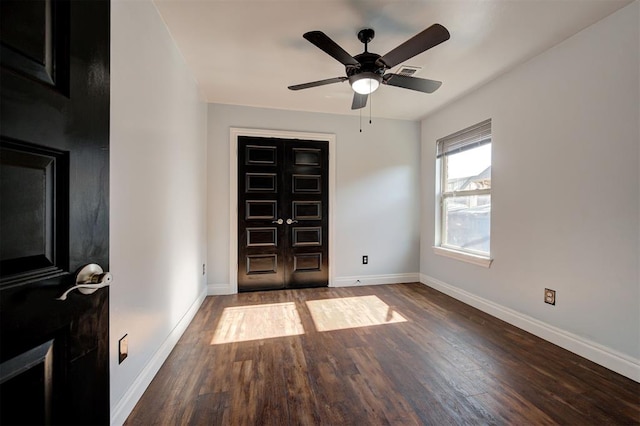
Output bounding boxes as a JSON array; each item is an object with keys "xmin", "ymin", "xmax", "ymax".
[{"xmin": 432, "ymin": 246, "xmax": 493, "ymax": 268}]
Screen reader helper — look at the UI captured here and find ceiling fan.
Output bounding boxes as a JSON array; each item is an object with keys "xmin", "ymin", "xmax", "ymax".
[{"xmin": 288, "ymin": 24, "xmax": 450, "ymax": 110}]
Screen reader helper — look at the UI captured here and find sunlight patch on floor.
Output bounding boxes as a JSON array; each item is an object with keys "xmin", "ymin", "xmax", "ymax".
[
  {"xmin": 211, "ymin": 302, "xmax": 304, "ymax": 344},
  {"xmin": 306, "ymin": 295, "xmax": 407, "ymax": 332}
]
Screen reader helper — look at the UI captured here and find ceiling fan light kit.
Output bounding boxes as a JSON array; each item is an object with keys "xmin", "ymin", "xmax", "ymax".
[
  {"xmin": 349, "ymin": 72, "xmax": 381, "ymax": 95},
  {"xmin": 288, "ymin": 24, "xmax": 450, "ymax": 110}
]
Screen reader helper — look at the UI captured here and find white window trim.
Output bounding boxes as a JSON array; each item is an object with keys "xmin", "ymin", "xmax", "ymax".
[{"xmin": 433, "ymin": 246, "xmax": 493, "ymax": 268}]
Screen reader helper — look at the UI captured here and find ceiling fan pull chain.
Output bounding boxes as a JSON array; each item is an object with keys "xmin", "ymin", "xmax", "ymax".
[
  {"xmin": 359, "ymin": 108, "xmax": 362, "ymax": 132},
  {"xmin": 369, "ymin": 90, "xmax": 372, "ymax": 124}
]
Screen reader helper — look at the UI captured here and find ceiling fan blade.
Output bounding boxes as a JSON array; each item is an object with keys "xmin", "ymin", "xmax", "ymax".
[
  {"xmin": 288, "ymin": 77, "xmax": 347, "ymax": 91},
  {"xmin": 383, "ymin": 74, "xmax": 442, "ymax": 93},
  {"xmin": 377, "ymin": 24, "xmax": 450, "ymax": 69},
  {"xmin": 304, "ymin": 31, "xmax": 359, "ymax": 66},
  {"xmin": 351, "ymin": 93, "xmax": 368, "ymax": 110}
]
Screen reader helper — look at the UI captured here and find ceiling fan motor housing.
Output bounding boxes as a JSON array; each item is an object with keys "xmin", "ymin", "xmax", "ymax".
[
  {"xmin": 347, "ymin": 52, "xmax": 385, "ymax": 93},
  {"xmin": 347, "ymin": 52, "xmax": 386, "ymax": 78}
]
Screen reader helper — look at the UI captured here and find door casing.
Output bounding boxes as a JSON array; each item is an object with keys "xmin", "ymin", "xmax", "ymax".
[{"xmin": 230, "ymin": 128, "xmax": 336, "ymax": 294}]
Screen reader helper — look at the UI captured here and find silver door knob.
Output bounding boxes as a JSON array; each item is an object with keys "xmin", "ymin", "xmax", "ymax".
[
  {"xmin": 56, "ymin": 263, "xmax": 112, "ymax": 301},
  {"xmin": 286, "ymin": 218, "xmax": 298, "ymax": 225},
  {"xmin": 271, "ymin": 218, "xmax": 283, "ymax": 225}
]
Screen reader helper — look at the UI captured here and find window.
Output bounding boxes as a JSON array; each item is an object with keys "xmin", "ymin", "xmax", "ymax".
[{"xmin": 435, "ymin": 119, "xmax": 492, "ymax": 265}]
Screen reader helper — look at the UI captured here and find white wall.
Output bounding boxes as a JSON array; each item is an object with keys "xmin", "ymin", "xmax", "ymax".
[
  {"xmin": 208, "ymin": 104, "xmax": 421, "ymax": 292},
  {"xmin": 109, "ymin": 1, "xmax": 208, "ymax": 423},
  {"xmin": 421, "ymin": 2, "xmax": 639, "ymax": 378}
]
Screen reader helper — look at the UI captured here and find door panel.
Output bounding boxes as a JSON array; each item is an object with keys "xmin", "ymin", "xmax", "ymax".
[
  {"xmin": 245, "ymin": 200, "xmax": 277, "ymax": 220},
  {"xmin": 292, "ymin": 174, "xmax": 321, "ymax": 193},
  {"xmin": 283, "ymin": 140, "xmax": 328, "ymax": 289},
  {"xmin": 246, "ymin": 173, "xmax": 277, "ymax": 192},
  {"xmin": 293, "ymin": 253, "xmax": 322, "ymax": 272},
  {"xmin": 0, "ymin": 0, "xmax": 110, "ymax": 424},
  {"xmin": 238, "ymin": 137, "xmax": 328, "ymax": 291},
  {"xmin": 238, "ymin": 140, "xmax": 285, "ymax": 291},
  {"xmin": 292, "ymin": 227, "xmax": 322, "ymax": 246},
  {"xmin": 292, "ymin": 201, "xmax": 322, "ymax": 220},
  {"xmin": 0, "ymin": 0, "xmax": 70, "ymax": 94},
  {"xmin": 0, "ymin": 138, "xmax": 69, "ymax": 284}
]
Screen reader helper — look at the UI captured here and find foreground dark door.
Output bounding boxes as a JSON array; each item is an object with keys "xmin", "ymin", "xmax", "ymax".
[
  {"xmin": 238, "ymin": 137, "xmax": 329, "ymax": 292},
  {"xmin": 0, "ymin": 0, "xmax": 110, "ymax": 424}
]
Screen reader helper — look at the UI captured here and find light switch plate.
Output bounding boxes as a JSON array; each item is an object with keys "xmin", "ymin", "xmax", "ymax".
[{"xmin": 119, "ymin": 334, "xmax": 128, "ymax": 364}]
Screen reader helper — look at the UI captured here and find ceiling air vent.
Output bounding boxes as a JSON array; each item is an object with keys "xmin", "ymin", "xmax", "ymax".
[{"xmin": 397, "ymin": 65, "xmax": 421, "ymax": 76}]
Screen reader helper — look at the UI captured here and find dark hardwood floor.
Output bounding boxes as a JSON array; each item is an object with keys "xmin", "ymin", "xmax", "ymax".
[{"xmin": 125, "ymin": 283, "xmax": 640, "ymax": 425}]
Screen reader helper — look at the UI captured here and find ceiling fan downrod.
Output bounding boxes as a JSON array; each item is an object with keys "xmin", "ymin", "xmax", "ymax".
[{"xmin": 357, "ymin": 28, "xmax": 375, "ymax": 53}]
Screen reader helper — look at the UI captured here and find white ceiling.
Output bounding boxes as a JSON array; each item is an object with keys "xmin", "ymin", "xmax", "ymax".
[{"xmin": 153, "ymin": 0, "xmax": 632, "ymax": 121}]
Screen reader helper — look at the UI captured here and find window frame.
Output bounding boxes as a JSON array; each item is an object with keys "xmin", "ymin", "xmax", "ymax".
[{"xmin": 434, "ymin": 119, "xmax": 493, "ymax": 267}]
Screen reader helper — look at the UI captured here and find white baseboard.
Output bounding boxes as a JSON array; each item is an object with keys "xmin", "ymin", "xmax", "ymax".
[
  {"xmin": 420, "ymin": 274, "xmax": 640, "ymax": 382},
  {"xmin": 333, "ymin": 273, "xmax": 419, "ymax": 288},
  {"xmin": 208, "ymin": 274, "xmax": 420, "ymax": 293},
  {"xmin": 207, "ymin": 282, "xmax": 233, "ymax": 295},
  {"xmin": 110, "ymin": 287, "xmax": 207, "ymax": 426}
]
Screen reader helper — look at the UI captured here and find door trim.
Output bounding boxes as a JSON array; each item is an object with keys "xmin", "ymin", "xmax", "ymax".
[{"xmin": 230, "ymin": 128, "xmax": 336, "ymax": 294}]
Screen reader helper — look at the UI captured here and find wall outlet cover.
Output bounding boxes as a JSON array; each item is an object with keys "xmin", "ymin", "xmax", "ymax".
[{"xmin": 544, "ymin": 288, "xmax": 556, "ymax": 305}]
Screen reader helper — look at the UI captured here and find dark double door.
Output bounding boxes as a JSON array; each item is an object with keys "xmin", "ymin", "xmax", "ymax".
[
  {"xmin": 0, "ymin": 0, "xmax": 110, "ymax": 424},
  {"xmin": 238, "ymin": 137, "xmax": 329, "ymax": 292}
]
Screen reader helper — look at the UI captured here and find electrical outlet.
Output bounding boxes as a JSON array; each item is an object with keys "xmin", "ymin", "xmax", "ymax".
[
  {"xmin": 362, "ymin": 255, "xmax": 368, "ymax": 265},
  {"xmin": 202, "ymin": 263, "xmax": 206, "ymax": 275},
  {"xmin": 544, "ymin": 288, "xmax": 556, "ymax": 305},
  {"xmin": 119, "ymin": 334, "xmax": 128, "ymax": 364}
]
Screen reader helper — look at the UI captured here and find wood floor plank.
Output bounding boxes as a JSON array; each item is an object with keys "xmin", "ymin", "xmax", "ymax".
[{"xmin": 125, "ymin": 283, "xmax": 640, "ymax": 425}]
